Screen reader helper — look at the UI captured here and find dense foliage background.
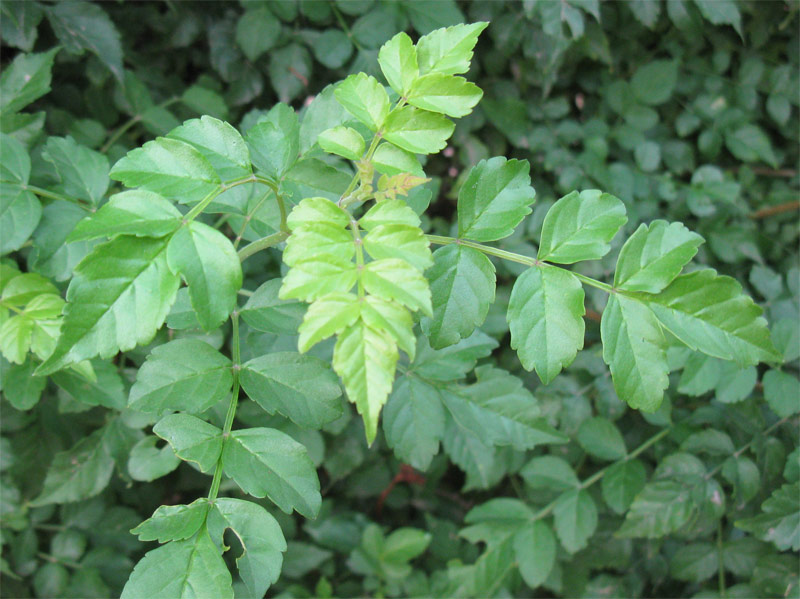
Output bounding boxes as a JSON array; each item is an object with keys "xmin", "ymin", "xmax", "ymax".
[{"xmin": 1, "ymin": 1, "xmax": 798, "ymax": 598}]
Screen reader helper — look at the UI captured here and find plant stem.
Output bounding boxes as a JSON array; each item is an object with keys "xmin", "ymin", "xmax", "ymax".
[
  {"xmin": 237, "ymin": 231, "xmax": 289, "ymax": 262},
  {"xmin": 207, "ymin": 311, "xmax": 241, "ymax": 504},
  {"xmin": 24, "ymin": 185, "xmax": 92, "ymax": 211},
  {"xmin": 350, "ymin": 218, "xmax": 365, "ymax": 297},
  {"xmin": 100, "ymin": 97, "xmax": 179, "ymax": 153},
  {"xmin": 717, "ymin": 520, "xmax": 727, "ymax": 598}
]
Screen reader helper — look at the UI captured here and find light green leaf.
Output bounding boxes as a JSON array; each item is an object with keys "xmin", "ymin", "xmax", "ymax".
[
  {"xmin": 457, "ymin": 157, "xmax": 535, "ymax": 242},
  {"xmin": 378, "ymin": 31, "xmax": 419, "ymax": 96},
  {"xmin": 737, "ymin": 483, "xmax": 800, "ymax": 551},
  {"xmin": 297, "ymin": 292, "xmax": 361, "ymax": 352},
  {"xmin": 362, "ymin": 258, "xmax": 432, "ymax": 316},
  {"xmin": 68, "ymin": 191, "xmax": 181, "ymax": 242},
  {"xmin": 602, "ymin": 459, "xmax": 647, "ymax": 514},
  {"xmin": 383, "ymin": 375, "xmax": 445, "ymax": 471},
  {"xmin": 223, "ymin": 427, "xmax": 321, "ymax": 518},
  {"xmin": 0, "ymin": 48, "xmax": 59, "ymax": 114},
  {"xmin": 282, "ymin": 223, "xmax": 354, "ymax": 267},
  {"xmin": 153, "ymin": 414, "xmax": 223, "ymax": 473},
  {"xmin": 407, "ymin": 73, "xmax": 482, "ymax": 118},
  {"xmin": 208, "ymin": 498, "xmax": 287, "ymax": 598},
  {"xmin": 416, "ymin": 22, "xmax": 488, "ymax": 76},
  {"xmin": 383, "ymin": 528, "xmax": 431, "ymax": 563},
  {"xmin": 616, "ymin": 480, "xmax": 695, "ymax": 538},
  {"xmin": 132, "ymin": 499, "xmax": 210, "ymax": 543},
  {"xmin": 363, "ymin": 224, "xmax": 433, "ymax": 272},
  {"xmin": 286, "ymin": 196, "xmax": 350, "ymax": 229},
  {"xmin": 41, "ymin": 136, "xmax": 109, "ymax": 205},
  {"xmin": 241, "ymin": 279, "xmax": 306, "ymax": 335},
  {"xmin": 514, "ymin": 521, "xmax": 556, "ymax": 589},
  {"xmin": 167, "ymin": 116, "xmax": 251, "ymax": 183},
  {"xmin": 372, "ymin": 143, "xmax": 425, "ymax": 177},
  {"xmin": 318, "ymin": 126, "xmax": 365, "ymax": 161},
  {"xmin": 37, "ymin": 236, "xmax": 180, "ymax": 375},
  {"xmin": 762, "ymin": 369, "xmax": 800, "ymax": 418},
  {"xmin": 614, "ymin": 220, "xmax": 704, "ymax": 293},
  {"xmin": 646, "ymin": 269, "xmax": 781, "ymax": 366},
  {"xmin": 110, "ymin": 138, "xmax": 221, "ymax": 206},
  {"xmin": 601, "ymin": 295, "xmax": 668, "ymax": 412},
  {"xmin": 121, "ymin": 529, "xmax": 233, "ymax": 599},
  {"xmin": 279, "ymin": 255, "xmax": 358, "ymax": 302},
  {"xmin": 421, "ymin": 245, "xmax": 495, "ymax": 349},
  {"xmin": 127, "ymin": 435, "xmax": 181, "ymax": 482},
  {"xmin": 334, "ymin": 73, "xmax": 390, "ymax": 131},
  {"xmin": 382, "ymin": 106, "xmax": 454, "ymax": 155},
  {"xmin": 577, "ymin": 417, "xmax": 627, "ymax": 461},
  {"xmin": 538, "ymin": 190, "xmax": 627, "ymax": 264},
  {"xmin": 360, "ymin": 198, "xmax": 422, "ymax": 230},
  {"xmin": 0, "ymin": 313, "xmax": 32, "ymax": 364},
  {"xmin": 31, "ymin": 429, "xmax": 114, "ymax": 506},
  {"xmin": 167, "ymin": 222, "xmax": 242, "ymax": 331},
  {"xmin": 508, "ymin": 266, "xmax": 585, "ymax": 384},
  {"xmin": 361, "ymin": 295, "xmax": 416, "ymax": 359},
  {"xmin": 240, "ymin": 352, "xmax": 343, "ymax": 429},
  {"xmin": 552, "ymin": 489, "xmax": 598, "ymax": 553},
  {"xmin": 333, "ymin": 318, "xmax": 398, "ymax": 444},
  {"xmin": 128, "ymin": 338, "xmax": 233, "ymax": 415}
]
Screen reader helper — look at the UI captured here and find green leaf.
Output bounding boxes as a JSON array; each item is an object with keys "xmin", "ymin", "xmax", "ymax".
[
  {"xmin": 457, "ymin": 157, "xmax": 535, "ymax": 242},
  {"xmin": 737, "ymin": 483, "xmax": 800, "ymax": 551},
  {"xmin": 646, "ymin": 269, "xmax": 781, "ymax": 367},
  {"xmin": 68, "ymin": 191, "xmax": 181, "ymax": 242},
  {"xmin": 382, "ymin": 106, "xmax": 454, "ymax": 155},
  {"xmin": 167, "ymin": 116, "xmax": 252, "ymax": 183},
  {"xmin": 670, "ymin": 543, "xmax": 718, "ymax": 582},
  {"xmin": 378, "ymin": 31, "xmax": 419, "ymax": 96},
  {"xmin": 333, "ymin": 318, "xmax": 398, "ymax": 444},
  {"xmin": 3, "ymin": 359, "xmax": 46, "ymax": 410},
  {"xmin": 208, "ymin": 498, "xmax": 287, "ymax": 598},
  {"xmin": 235, "ymin": 7, "xmax": 281, "ymax": 61},
  {"xmin": 286, "ymin": 196, "xmax": 350, "ymax": 229},
  {"xmin": 37, "ymin": 236, "xmax": 180, "ymax": 375},
  {"xmin": 538, "ymin": 190, "xmax": 627, "ymax": 264},
  {"xmin": 601, "ymin": 295, "xmax": 668, "ymax": 412},
  {"xmin": 0, "ymin": 184, "xmax": 40, "ymax": 255},
  {"xmin": 279, "ymin": 255, "xmax": 358, "ymax": 303},
  {"xmin": 0, "ymin": 48, "xmax": 59, "ymax": 114},
  {"xmin": 362, "ymin": 258, "xmax": 432, "ymax": 316},
  {"xmin": 129, "ymin": 339, "xmax": 233, "ymax": 415},
  {"xmin": 372, "ymin": 143, "xmax": 425, "ymax": 177},
  {"xmin": 508, "ymin": 266, "xmax": 585, "ymax": 384},
  {"xmin": 552, "ymin": 489, "xmax": 598, "ymax": 553},
  {"xmin": 31, "ymin": 429, "xmax": 114, "ymax": 506},
  {"xmin": 725, "ymin": 124, "xmax": 778, "ymax": 168},
  {"xmin": 282, "ymin": 223, "xmax": 354, "ymax": 267},
  {"xmin": 360, "ymin": 198, "xmax": 422, "ymax": 230},
  {"xmin": 577, "ymin": 417, "xmax": 627, "ymax": 460},
  {"xmin": 0, "ymin": 1, "xmax": 43, "ymax": 52},
  {"xmin": 360, "ymin": 295, "xmax": 416, "ymax": 359},
  {"xmin": 222, "ymin": 427, "xmax": 321, "ymax": 518},
  {"xmin": 520, "ymin": 455, "xmax": 579, "ymax": 491},
  {"xmin": 245, "ymin": 120, "xmax": 298, "ymax": 181},
  {"xmin": 334, "ymin": 73, "xmax": 390, "ymax": 131},
  {"xmin": 631, "ymin": 60, "xmax": 679, "ymax": 106},
  {"xmin": 383, "ymin": 375, "xmax": 445, "ymax": 471},
  {"xmin": 763, "ymin": 369, "xmax": 800, "ymax": 417},
  {"xmin": 110, "ymin": 138, "xmax": 221, "ymax": 206},
  {"xmin": 127, "ymin": 435, "xmax": 181, "ymax": 482},
  {"xmin": 412, "ymin": 330, "xmax": 498, "ymax": 381},
  {"xmin": 42, "ymin": 136, "xmax": 109, "ymax": 205},
  {"xmin": 614, "ymin": 220, "xmax": 703, "ymax": 293},
  {"xmin": 407, "ymin": 73, "xmax": 482, "ymax": 118},
  {"xmin": 0, "ymin": 131, "xmax": 30, "ymax": 182},
  {"xmin": 318, "ymin": 126, "xmax": 365, "ymax": 161},
  {"xmin": 121, "ymin": 530, "xmax": 233, "ymax": 599},
  {"xmin": 694, "ymin": 0, "xmax": 742, "ymax": 35},
  {"xmin": 514, "ymin": 521, "xmax": 556, "ymax": 589},
  {"xmin": 616, "ymin": 480, "xmax": 695, "ymax": 538},
  {"xmin": 363, "ymin": 224, "xmax": 433, "ymax": 272},
  {"xmin": 421, "ymin": 245, "xmax": 495, "ymax": 349},
  {"xmin": 602, "ymin": 459, "xmax": 647, "ymax": 514},
  {"xmin": 240, "ymin": 352, "xmax": 343, "ymax": 429},
  {"xmin": 51, "ymin": 359, "xmax": 126, "ymax": 409},
  {"xmin": 132, "ymin": 499, "xmax": 210, "ymax": 543},
  {"xmin": 167, "ymin": 222, "xmax": 242, "ymax": 331},
  {"xmin": 46, "ymin": 1, "xmax": 123, "ymax": 81},
  {"xmin": 241, "ymin": 279, "xmax": 306, "ymax": 335},
  {"xmin": 297, "ymin": 292, "xmax": 361, "ymax": 352},
  {"xmin": 416, "ymin": 22, "xmax": 488, "ymax": 76},
  {"xmin": 383, "ymin": 528, "xmax": 431, "ymax": 563},
  {"xmin": 153, "ymin": 414, "xmax": 223, "ymax": 473}
]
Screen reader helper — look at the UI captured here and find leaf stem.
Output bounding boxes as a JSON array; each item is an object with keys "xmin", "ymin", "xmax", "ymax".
[
  {"xmin": 717, "ymin": 520, "xmax": 726, "ymax": 598},
  {"xmin": 237, "ymin": 231, "xmax": 289, "ymax": 262},
  {"xmin": 100, "ymin": 97, "xmax": 179, "ymax": 153},
  {"xmin": 24, "ymin": 185, "xmax": 92, "ymax": 211}
]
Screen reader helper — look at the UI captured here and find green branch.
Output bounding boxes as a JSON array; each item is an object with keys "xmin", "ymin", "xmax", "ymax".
[
  {"xmin": 237, "ymin": 231, "xmax": 289, "ymax": 262},
  {"xmin": 24, "ymin": 184, "xmax": 92, "ymax": 211}
]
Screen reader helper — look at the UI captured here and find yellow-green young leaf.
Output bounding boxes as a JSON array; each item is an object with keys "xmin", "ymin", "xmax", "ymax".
[
  {"xmin": 128, "ymin": 339, "xmax": 233, "ymax": 415},
  {"xmin": 318, "ymin": 126, "xmax": 365, "ymax": 161},
  {"xmin": 416, "ymin": 22, "xmax": 488, "ymax": 76},
  {"xmin": 363, "ymin": 224, "xmax": 433, "ymax": 272},
  {"xmin": 121, "ymin": 529, "xmax": 233, "ymax": 599},
  {"xmin": 614, "ymin": 220, "xmax": 704, "ymax": 293},
  {"xmin": 282, "ymin": 223, "xmax": 354, "ymax": 267},
  {"xmin": 279, "ymin": 255, "xmax": 358, "ymax": 302},
  {"xmin": 109, "ymin": 137, "xmax": 221, "ymax": 205},
  {"xmin": 207, "ymin": 498, "xmax": 287, "ymax": 599},
  {"xmin": 514, "ymin": 521, "xmax": 556, "ymax": 589},
  {"xmin": 421, "ymin": 245, "xmax": 495, "ymax": 349},
  {"xmin": 538, "ymin": 190, "xmax": 627, "ymax": 264},
  {"xmin": 0, "ymin": 314, "xmax": 33, "ymax": 364},
  {"xmin": 360, "ymin": 199, "xmax": 422, "ymax": 230},
  {"xmin": 361, "ymin": 295, "xmax": 416, "ymax": 360},
  {"xmin": 286, "ymin": 196, "xmax": 350, "ymax": 230},
  {"xmin": 297, "ymin": 292, "xmax": 361, "ymax": 352},
  {"xmin": 334, "ymin": 73, "xmax": 390, "ymax": 131},
  {"xmin": 131, "ymin": 499, "xmax": 210, "ymax": 543},
  {"xmin": 646, "ymin": 269, "xmax": 782, "ymax": 367},
  {"xmin": 240, "ymin": 352, "xmax": 343, "ymax": 429},
  {"xmin": 41, "ymin": 136, "xmax": 109, "ymax": 205},
  {"xmin": 1, "ymin": 272, "xmax": 57, "ymax": 305},
  {"xmin": 333, "ymin": 318, "xmax": 398, "ymax": 444},
  {"xmin": 379, "ymin": 31, "xmax": 419, "ymax": 96},
  {"xmin": 383, "ymin": 375, "xmax": 445, "ymax": 470},
  {"xmin": 407, "ymin": 73, "xmax": 482, "ymax": 118},
  {"xmin": 457, "ymin": 157, "xmax": 535, "ymax": 242},
  {"xmin": 37, "ymin": 236, "xmax": 180, "ymax": 375},
  {"xmin": 241, "ymin": 279, "xmax": 306, "ymax": 335},
  {"xmin": 507, "ymin": 266, "xmax": 585, "ymax": 384},
  {"xmin": 0, "ymin": 48, "xmax": 59, "ymax": 114},
  {"xmin": 362, "ymin": 258, "xmax": 432, "ymax": 316},
  {"xmin": 372, "ymin": 143, "xmax": 425, "ymax": 177},
  {"xmin": 68, "ymin": 190, "xmax": 181, "ymax": 242},
  {"xmin": 382, "ymin": 106, "xmax": 455, "ymax": 155},
  {"xmin": 553, "ymin": 489, "xmax": 598, "ymax": 553},
  {"xmin": 222, "ymin": 427, "xmax": 321, "ymax": 518},
  {"xmin": 601, "ymin": 295, "xmax": 669, "ymax": 412},
  {"xmin": 153, "ymin": 414, "xmax": 224, "ymax": 473},
  {"xmin": 167, "ymin": 222, "xmax": 242, "ymax": 331},
  {"xmin": 166, "ymin": 116, "xmax": 252, "ymax": 183}
]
